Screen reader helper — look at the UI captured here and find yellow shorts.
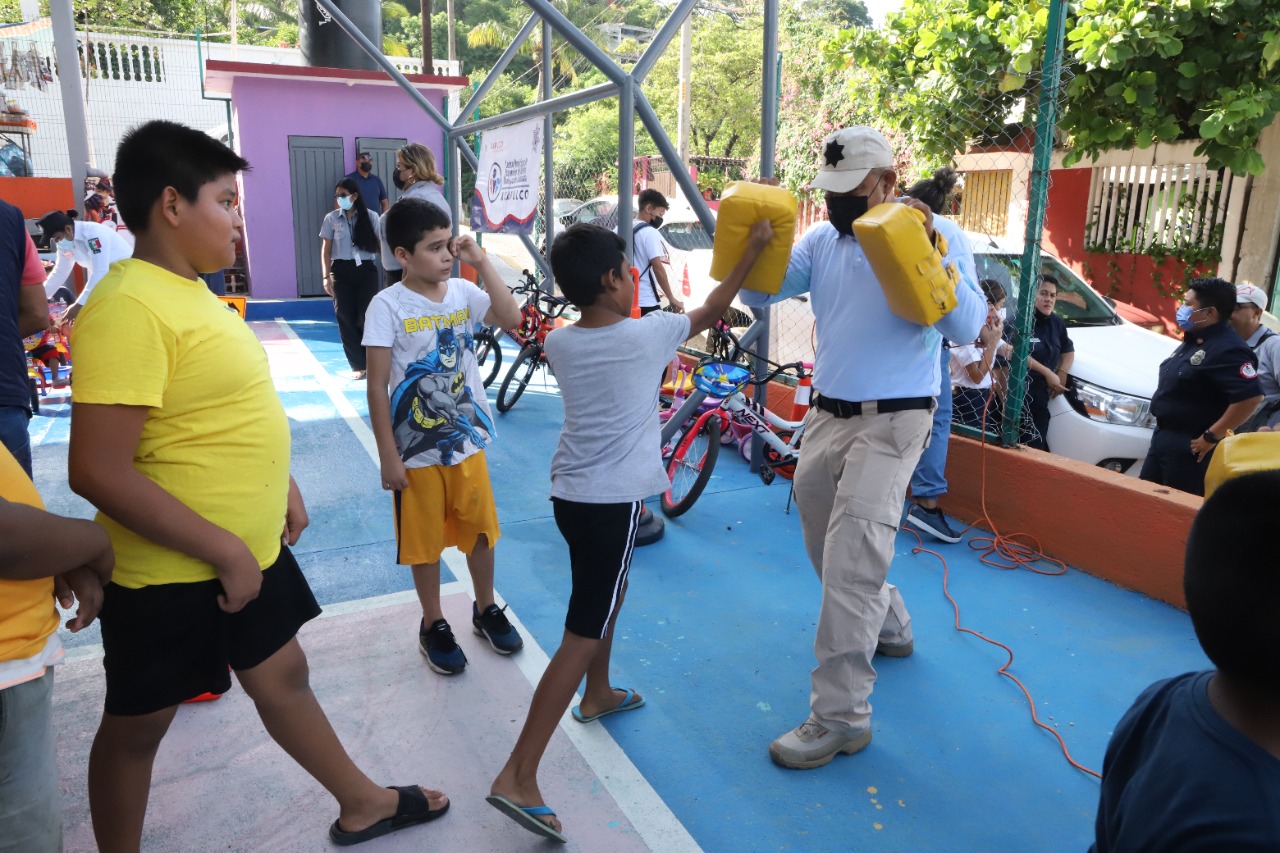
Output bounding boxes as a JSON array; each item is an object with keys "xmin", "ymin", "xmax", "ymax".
[{"xmin": 393, "ymin": 451, "xmax": 500, "ymax": 565}]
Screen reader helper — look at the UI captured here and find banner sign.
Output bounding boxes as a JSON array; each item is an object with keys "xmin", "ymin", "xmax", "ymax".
[{"xmin": 470, "ymin": 118, "xmax": 542, "ymax": 235}]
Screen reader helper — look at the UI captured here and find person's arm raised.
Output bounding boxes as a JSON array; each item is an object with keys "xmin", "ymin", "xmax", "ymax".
[{"xmin": 684, "ymin": 220, "xmax": 773, "ymax": 339}]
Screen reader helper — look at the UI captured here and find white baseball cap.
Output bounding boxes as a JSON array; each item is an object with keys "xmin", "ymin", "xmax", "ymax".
[
  {"xmin": 809, "ymin": 127, "xmax": 895, "ymax": 194},
  {"xmin": 1236, "ymin": 283, "xmax": 1268, "ymax": 310}
]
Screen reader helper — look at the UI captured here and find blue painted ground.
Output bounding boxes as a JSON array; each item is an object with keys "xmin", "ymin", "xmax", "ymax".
[{"xmin": 32, "ymin": 309, "xmax": 1209, "ymax": 853}]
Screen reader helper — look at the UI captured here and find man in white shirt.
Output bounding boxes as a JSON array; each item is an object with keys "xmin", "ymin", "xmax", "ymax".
[
  {"xmin": 37, "ymin": 211, "xmax": 133, "ymax": 323},
  {"xmin": 632, "ymin": 189, "xmax": 683, "ymax": 315}
]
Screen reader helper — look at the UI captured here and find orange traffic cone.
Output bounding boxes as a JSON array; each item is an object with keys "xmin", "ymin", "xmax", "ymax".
[
  {"xmin": 681, "ymin": 264, "xmax": 691, "ymax": 298},
  {"xmin": 630, "ymin": 266, "xmax": 641, "ymax": 319},
  {"xmin": 791, "ymin": 365, "xmax": 813, "ymax": 422}
]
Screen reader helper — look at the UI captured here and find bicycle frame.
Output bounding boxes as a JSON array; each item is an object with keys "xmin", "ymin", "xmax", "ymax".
[{"xmin": 683, "ymin": 390, "xmax": 805, "ymax": 470}]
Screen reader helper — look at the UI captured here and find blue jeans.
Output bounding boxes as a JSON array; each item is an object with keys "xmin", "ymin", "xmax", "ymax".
[
  {"xmin": 0, "ymin": 670, "xmax": 62, "ymax": 853},
  {"xmin": 0, "ymin": 405, "xmax": 32, "ymax": 479},
  {"xmin": 909, "ymin": 346, "xmax": 952, "ymax": 500}
]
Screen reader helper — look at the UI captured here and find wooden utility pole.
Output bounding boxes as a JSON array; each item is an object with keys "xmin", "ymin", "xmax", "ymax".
[{"xmin": 422, "ymin": 0, "xmax": 433, "ymax": 70}]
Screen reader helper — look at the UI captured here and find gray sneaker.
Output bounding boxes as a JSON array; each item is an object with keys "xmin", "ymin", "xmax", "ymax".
[{"xmin": 769, "ymin": 716, "xmax": 872, "ymax": 769}]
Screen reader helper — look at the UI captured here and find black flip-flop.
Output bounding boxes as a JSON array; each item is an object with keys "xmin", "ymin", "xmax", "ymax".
[{"xmin": 329, "ymin": 785, "xmax": 449, "ymax": 846}]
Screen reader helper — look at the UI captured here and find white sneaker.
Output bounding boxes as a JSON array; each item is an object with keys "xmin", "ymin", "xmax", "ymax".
[{"xmin": 769, "ymin": 716, "xmax": 872, "ymax": 769}]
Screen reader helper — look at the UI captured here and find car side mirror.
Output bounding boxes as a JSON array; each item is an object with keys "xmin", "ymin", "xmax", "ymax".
[{"xmin": 1104, "ymin": 296, "xmax": 1116, "ymax": 307}]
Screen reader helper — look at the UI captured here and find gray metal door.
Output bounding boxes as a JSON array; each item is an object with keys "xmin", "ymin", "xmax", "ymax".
[
  {"xmin": 356, "ymin": 136, "xmax": 407, "ymax": 207},
  {"xmin": 288, "ymin": 135, "xmax": 345, "ymax": 297}
]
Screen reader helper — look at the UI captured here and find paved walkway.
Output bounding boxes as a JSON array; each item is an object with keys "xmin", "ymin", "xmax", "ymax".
[{"xmin": 30, "ymin": 301, "xmax": 1207, "ymax": 852}]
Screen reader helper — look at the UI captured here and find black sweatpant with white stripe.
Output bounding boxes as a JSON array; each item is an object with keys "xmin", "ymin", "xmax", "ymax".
[{"xmin": 551, "ymin": 498, "xmax": 641, "ymax": 639}]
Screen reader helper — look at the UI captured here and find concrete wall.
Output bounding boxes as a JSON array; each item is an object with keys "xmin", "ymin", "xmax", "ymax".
[
  {"xmin": 941, "ymin": 435, "xmax": 1199, "ymax": 608},
  {"xmin": 230, "ymin": 75, "xmax": 448, "ymax": 299}
]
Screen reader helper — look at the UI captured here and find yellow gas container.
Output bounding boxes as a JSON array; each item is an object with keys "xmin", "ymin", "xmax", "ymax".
[
  {"xmin": 710, "ymin": 181, "xmax": 797, "ymax": 295},
  {"xmin": 1204, "ymin": 432, "xmax": 1280, "ymax": 498},
  {"xmin": 852, "ymin": 202, "xmax": 959, "ymax": 326}
]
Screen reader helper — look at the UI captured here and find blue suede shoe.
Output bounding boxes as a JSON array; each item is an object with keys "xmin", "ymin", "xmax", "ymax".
[
  {"xmin": 472, "ymin": 603, "xmax": 524, "ymax": 654},
  {"xmin": 419, "ymin": 618, "xmax": 467, "ymax": 675}
]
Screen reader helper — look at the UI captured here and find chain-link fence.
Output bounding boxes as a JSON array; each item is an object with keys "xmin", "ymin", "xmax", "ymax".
[{"xmin": 0, "ymin": 21, "xmax": 230, "ymax": 179}]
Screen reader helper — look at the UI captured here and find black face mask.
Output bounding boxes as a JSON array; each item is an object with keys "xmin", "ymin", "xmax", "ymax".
[
  {"xmin": 650, "ymin": 215, "xmax": 664, "ymax": 229},
  {"xmin": 392, "ymin": 171, "xmax": 406, "ymax": 191},
  {"xmin": 826, "ymin": 194, "xmax": 870, "ymax": 236},
  {"xmin": 358, "ymin": 161, "xmax": 372, "ymax": 173}
]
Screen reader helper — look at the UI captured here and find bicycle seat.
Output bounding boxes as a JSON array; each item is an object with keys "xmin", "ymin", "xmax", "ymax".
[{"xmin": 692, "ymin": 361, "xmax": 751, "ymax": 397}]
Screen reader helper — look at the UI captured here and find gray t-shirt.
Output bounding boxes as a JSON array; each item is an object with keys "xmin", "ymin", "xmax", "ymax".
[
  {"xmin": 1245, "ymin": 325, "xmax": 1280, "ymax": 399},
  {"xmin": 544, "ymin": 311, "xmax": 690, "ymax": 502}
]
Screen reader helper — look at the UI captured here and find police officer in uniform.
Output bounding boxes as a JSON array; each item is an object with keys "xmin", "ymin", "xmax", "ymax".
[
  {"xmin": 740, "ymin": 127, "xmax": 985, "ymax": 770},
  {"xmin": 1141, "ymin": 277, "xmax": 1262, "ymax": 496}
]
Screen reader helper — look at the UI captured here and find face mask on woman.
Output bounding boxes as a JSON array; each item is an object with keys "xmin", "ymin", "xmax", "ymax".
[
  {"xmin": 997, "ymin": 307, "xmax": 1007, "ymax": 323},
  {"xmin": 393, "ymin": 171, "xmax": 407, "ymax": 191},
  {"xmin": 56, "ymin": 238, "xmax": 74, "ymax": 252},
  {"xmin": 336, "ymin": 195, "xmax": 354, "ymax": 212}
]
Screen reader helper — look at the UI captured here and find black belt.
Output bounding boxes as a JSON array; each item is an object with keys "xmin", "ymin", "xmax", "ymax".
[{"xmin": 812, "ymin": 392, "xmax": 934, "ymax": 418}]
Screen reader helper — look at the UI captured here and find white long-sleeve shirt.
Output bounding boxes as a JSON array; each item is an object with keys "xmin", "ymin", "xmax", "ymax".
[{"xmin": 43, "ymin": 219, "xmax": 134, "ymax": 306}]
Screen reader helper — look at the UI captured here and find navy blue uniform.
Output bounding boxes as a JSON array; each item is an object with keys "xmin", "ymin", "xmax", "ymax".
[
  {"xmin": 1140, "ymin": 321, "xmax": 1260, "ymax": 495},
  {"xmin": 1021, "ymin": 310, "xmax": 1073, "ymax": 450}
]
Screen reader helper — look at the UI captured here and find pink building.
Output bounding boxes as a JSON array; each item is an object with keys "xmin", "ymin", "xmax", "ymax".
[{"xmin": 204, "ymin": 60, "xmax": 467, "ymax": 299}]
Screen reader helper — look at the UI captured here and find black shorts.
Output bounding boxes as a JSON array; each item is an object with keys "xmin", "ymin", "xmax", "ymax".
[
  {"xmin": 552, "ymin": 498, "xmax": 640, "ymax": 640},
  {"xmin": 99, "ymin": 546, "xmax": 321, "ymax": 716}
]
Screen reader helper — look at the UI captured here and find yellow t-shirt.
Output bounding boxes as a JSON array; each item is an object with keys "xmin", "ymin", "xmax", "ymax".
[
  {"xmin": 0, "ymin": 447, "xmax": 58, "ymax": 663},
  {"xmin": 71, "ymin": 259, "xmax": 290, "ymax": 588}
]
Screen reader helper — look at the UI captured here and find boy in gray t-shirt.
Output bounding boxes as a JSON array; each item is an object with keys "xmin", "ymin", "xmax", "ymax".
[{"xmin": 486, "ymin": 220, "xmax": 773, "ymax": 843}]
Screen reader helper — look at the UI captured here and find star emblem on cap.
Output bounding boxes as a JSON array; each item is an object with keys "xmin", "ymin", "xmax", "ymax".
[{"xmin": 823, "ymin": 140, "xmax": 845, "ymax": 167}]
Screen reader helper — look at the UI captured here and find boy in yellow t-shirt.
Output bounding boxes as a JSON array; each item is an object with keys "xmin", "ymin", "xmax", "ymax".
[
  {"xmin": 0, "ymin": 446, "xmax": 113, "ymax": 853},
  {"xmin": 68, "ymin": 121, "xmax": 448, "ymax": 850}
]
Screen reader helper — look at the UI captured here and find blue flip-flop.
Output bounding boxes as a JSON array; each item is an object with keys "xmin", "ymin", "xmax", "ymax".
[
  {"xmin": 486, "ymin": 795, "xmax": 568, "ymax": 843},
  {"xmin": 571, "ymin": 687, "xmax": 645, "ymax": 723}
]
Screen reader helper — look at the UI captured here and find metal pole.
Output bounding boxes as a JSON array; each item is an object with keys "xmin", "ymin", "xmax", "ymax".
[
  {"xmin": 631, "ymin": 0, "xmax": 699, "ymax": 83},
  {"xmin": 1002, "ymin": 0, "xmax": 1067, "ymax": 446},
  {"xmin": 634, "ymin": 91, "xmax": 712, "ymax": 232},
  {"xmin": 619, "ymin": 78, "xmax": 635, "ymax": 259},
  {"xmin": 521, "ymin": 0, "xmax": 627, "ymax": 87},
  {"xmin": 458, "ymin": 15, "xmax": 539, "ymax": 120},
  {"xmin": 748, "ymin": 0, "xmax": 780, "ymax": 473},
  {"xmin": 542, "ymin": 19, "xmax": 554, "ymax": 289},
  {"xmin": 452, "ymin": 82, "xmax": 616, "ymax": 138},
  {"xmin": 677, "ymin": 17, "xmax": 692, "ymax": 165},
  {"xmin": 49, "ymin": 0, "xmax": 88, "ymax": 215}
]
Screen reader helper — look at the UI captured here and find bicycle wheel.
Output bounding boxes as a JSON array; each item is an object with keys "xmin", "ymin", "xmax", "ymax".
[
  {"xmin": 497, "ymin": 344, "xmax": 540, "ymax": 412},
  {"xmin": 662, "ymin": 416, "xmax": 721, "ymax": 518},
  {"xmin": 475, "ymin": 328, "xmax": 503, "ymax": 388}
]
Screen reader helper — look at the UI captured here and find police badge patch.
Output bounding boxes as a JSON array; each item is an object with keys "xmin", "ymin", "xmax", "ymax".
[
  {"xmin": 1190, "ymin": 350, "xmax": 1206, "ymax": 366},
  {"xmin": 88, "ymin": 237, "xmax": 102, "ymax": 254},
  {"xmin": 1241, "ymin": 362, "xmax": 1258, "ymax": 379}
]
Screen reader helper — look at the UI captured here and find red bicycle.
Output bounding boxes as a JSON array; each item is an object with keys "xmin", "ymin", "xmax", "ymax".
[{"xmin": 495, "ymin": 279, "xmax": 571, "ymax": 413}]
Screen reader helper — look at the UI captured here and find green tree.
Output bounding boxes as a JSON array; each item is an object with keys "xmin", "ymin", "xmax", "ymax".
[
  {"xmin": 646, "ymin": 6, "xmax": 764, "ymax": 158},
  {"xmin": 826, "ymin": 0, "xmax": 1280, "ymax": 175}
]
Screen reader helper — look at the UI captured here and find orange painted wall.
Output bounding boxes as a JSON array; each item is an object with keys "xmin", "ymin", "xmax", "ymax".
[
  {"xmin": 941, "ymin": 434, "xmax": 1200, "ymax": 608},
  {"xmin": 0, "ymin": 177, "xmax": 75, "ymax": 219},
  {"xmin": 1042, "ymin": 167, "xmax": 1206, "ymax": 334}
]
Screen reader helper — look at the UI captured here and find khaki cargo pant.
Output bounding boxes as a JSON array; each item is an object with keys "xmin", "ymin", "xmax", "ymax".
[{"xmin": 793, "ymin": 405, "xmax": 933, "ymax": 736}]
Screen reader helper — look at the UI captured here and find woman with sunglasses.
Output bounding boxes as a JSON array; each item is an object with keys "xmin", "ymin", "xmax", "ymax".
[
  {"xmin": 380, "ymin": 143, "xmax": 450, "ymax": 284},
  {"xmin": 321, "ymin": 177, "xmax": 381, "ymax": 378}
]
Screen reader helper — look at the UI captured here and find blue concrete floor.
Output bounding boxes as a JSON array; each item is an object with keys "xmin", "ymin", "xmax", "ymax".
[{"xmin": 32, "ymin": 308, "xmax": 1208, "ymax": 853}]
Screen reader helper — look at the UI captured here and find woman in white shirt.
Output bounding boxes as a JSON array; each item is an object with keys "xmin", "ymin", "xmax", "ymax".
[
  {"xmin": 950, "ymin": 279, "xmax": 1007, "ymax": 432},
  {"xmin": 320, "ymin": 177, "xmax": 381, "ymax": 378},
  {"xmin": 38, "ymin": 210, "xmax": 134, "ymax": 323}
]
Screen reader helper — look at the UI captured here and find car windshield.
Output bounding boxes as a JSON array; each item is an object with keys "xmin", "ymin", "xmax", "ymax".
[
  {"xmin": 660, "ymin": 219, "xmax": 713, "ymax": 252},
  {"xmin": 973, "ymin": 251, "xmax": 1119, "ymax": 327}
]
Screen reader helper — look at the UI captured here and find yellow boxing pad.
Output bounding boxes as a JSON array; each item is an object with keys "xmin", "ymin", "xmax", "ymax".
[
  {"xmin": 852, "ymin": 202, "xmax": 959, "ymax": 326},
  {"xmin": 1204, "ymin": 432, "xmax": 1280, "ymax": 498},
  {"xmin": 710, "ymin": 181, "xmax": 797, "ymax": 295}
]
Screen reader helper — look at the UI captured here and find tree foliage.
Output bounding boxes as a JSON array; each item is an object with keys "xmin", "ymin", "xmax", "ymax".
[{"xmin": 826, "ymin": 0, "xmax": 1280, "ymax": 175}]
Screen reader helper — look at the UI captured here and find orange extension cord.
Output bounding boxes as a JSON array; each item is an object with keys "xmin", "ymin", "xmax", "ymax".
[{"xmin": 906, "ymin": 392, "xmax": 1102, "ymax": 780}]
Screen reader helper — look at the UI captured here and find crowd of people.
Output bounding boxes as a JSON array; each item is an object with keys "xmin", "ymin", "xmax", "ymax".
[{"xmin": 1, "ymin": 119, "xmax": 1277, "ymax": 852}]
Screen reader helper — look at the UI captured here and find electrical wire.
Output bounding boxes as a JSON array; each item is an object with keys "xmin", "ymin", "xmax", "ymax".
[{"xmin": 905, "ymin": 388, "xmax": 1101, "ymax": 780}]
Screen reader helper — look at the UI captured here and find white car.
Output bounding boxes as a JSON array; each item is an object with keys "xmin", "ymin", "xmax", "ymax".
[{"xmin": 968, "ymin": 234, "xmax": 1177, "ymax": 475}]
